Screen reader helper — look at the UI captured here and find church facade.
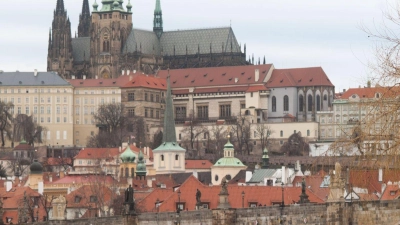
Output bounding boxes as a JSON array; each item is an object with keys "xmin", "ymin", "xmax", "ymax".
[{"xmin": 47, "ymin": 0, "xmax": 248, "ymax": 79}]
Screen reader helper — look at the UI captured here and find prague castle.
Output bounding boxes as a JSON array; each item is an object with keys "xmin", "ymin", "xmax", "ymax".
[{"xmin": 47, "ymin": 0, "xmax": 248, "ymax": 79}]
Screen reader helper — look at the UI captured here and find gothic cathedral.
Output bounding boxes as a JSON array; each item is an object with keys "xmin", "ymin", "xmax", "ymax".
[{"xmin": 47, "ymin": 0, "xmax": 248, "ymax": 79}]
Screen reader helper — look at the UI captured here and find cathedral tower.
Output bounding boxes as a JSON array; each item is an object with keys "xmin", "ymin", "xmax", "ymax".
[
  {"xmin": 78, "ymin": 0, "xmax": 91, "ymax": 37},
  {"xmin": 90, "ymin": 0, "xmax": 133, "ymax": 78},
  {"xmin": 153, "ymin": 0, "xmax": 163, "ymax": 39},
  {"xmin": 47, "ymin": 0, "xmax": 74, "ymax": 78}
]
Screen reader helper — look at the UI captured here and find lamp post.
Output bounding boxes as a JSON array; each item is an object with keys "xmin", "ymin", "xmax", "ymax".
[
  {"xmin": 175, "ymin": 189, "xmax": 181, "ymax": 225},
  {"xmin": 241, "ymin": 191, "xmax": 245, "ymax": 208}
]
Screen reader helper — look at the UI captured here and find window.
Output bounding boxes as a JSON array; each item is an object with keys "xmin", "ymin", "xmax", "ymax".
[
  {"xmin": 47, "ymin": 106, "xmax": 51, "ymax": 114},
  {"xmin": 74, "ymin": 196, "xmax": 81, "ymax": 203},
  {"xmin": 25, "ymin": 106, "xmax": 29, "ymax": 114},
  {"xmin": 25, "ymin": 98, "xmax": 29, "ymax": 104},
  {"xmin": 299, "ymin": 95, "xmax": 304, "ymax": 112},
  {"xmin": 150, "ymin": 94, "xmax": 154, "ymax": 102},
  {"xmin": 47, "ymin": 97, "xmax": 51, "ymax": 103},
  {"xmin": 145, "ymin": 93, "xmax": 148, "ymax": 101},
  {"xmin": 57, "ymin": 97, "xmax": 60, "ymax": 103},
  {"xmin": 75, "ymin": 107, "xmax": 80, "ymax": 115},
  {"xmin": 316, "ymin": 95, "xmax": 321, "ymax": 111},
  {"xmin": 280, "ymin": 130, "xmax": 283, "ymax": 137},
  {"xmin": 90, "ymin": 196, "xmax": 98, "ymax": 202},
  {"xmin": 156, "ymin": 110, "xmax": 160, "ymax": 119},
  {"xmin": 145, "ymin": 109, "xmax": 148, "ymax": 118},
  {"xmin": 150, "ymin": 109, "xmax": 154, "ymax": 118},
  {"xmin": 179, "ymin": 133, "xmax": 182, "ymax": 140},
  {"xmin": 307, "ymin": 129, "xmax": 310, "ymax": 136},
  {"xmin": 34, "ymin": 106, "xmax": 38, "ymax": 114},
  {"xmin": 161, "ymin": 155, "xmax": 164, "ymax": 161},
  {"xmin": 175, "ymin": 155, "xmax": 179, "ymax": 160},
  {"xmin": 156, "ymin": 95, "xmax": 160, "ymax": 102},
  {"xmin": 219, "ymin": 104, "xmax": 231, "ymax": 118},
  {"xmin": 308, "ymin": 94, "xmax": 313, "ymax": 111},
  {"xmin": 56, "ymin": 106, "xmax": 60, "ymax": 114},
  {"xmin": 175, "ymin": 107, "xmax": 186, "ymax": 119},
  {"xmin": 34, "ymin": 97, "xmax": 38, "ymax": 103},
  {"xmin": 241, "ymin": 104, "xmax": 246, "ymax": 109},
  {"xmin": 272, "ymin": 96, "xmax": 276, "ymax": 112},
  {"xmin": 17, "ymin": 107, "xmax": 21, "ymax": 114},
  {"xmin": 324, "ymin": 94, "xmax": 328, "ymax": 101},
  {"xmin": 128, "ymin": 108, "xmax": 135, "ymax": 117},
  {"xmin": 197, "ymin": 106, "xmax": 209, "ymax": 119},
  {"xmin": 283, "ymin": 95, "xmax": 289, "ymax": 111},
  {"xmin": 64, "ymin": 106, "xmax": 67, "ymax": 114},
  {"xmin": 128, "ymin": 93, "xmax": 135, "ymax": 101}
]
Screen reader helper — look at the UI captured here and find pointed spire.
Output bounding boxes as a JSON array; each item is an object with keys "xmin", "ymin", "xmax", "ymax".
[
  {"xmin": 56, "ymin": 0, "xmax": 65, "ymax": 15},
  {"xmin": 93, "ymin": 0, "xmax": 99, "ymax": 11},
  {"xmin": 153, "ymin": 0, "xmax": 163, "ymax": 38},
  {"xmin": 162, "ymin": 72, "xmax": 177, "ymax": 143},
  {"xmin": 263, "ymin": 56, "xmax": 266, "ymax": 65}
]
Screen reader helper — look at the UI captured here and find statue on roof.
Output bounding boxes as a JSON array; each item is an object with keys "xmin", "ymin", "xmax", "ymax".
[
  {"xmin": 196, "ymin": 189, "xmax": 202, "ymax": 204},
  {"xmin": 220, "ymin": 176, "xmax": 229, "ymax": 195},
  {"xmin": 124, "ymin": 185, "xmax": 135, "ymax": 214}
]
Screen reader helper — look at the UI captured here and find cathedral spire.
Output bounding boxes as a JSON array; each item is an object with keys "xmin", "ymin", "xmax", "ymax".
[
  {"xmin": 162, "ymin": 72, "xmax": 177, "ymax": 143},
  {"xmin": 153, "ymin": 0, "xmax": 163, "ymax": 39},
  {"xmin": 56, "ymin": 0, "xmax": 65, "ymax": 15},
  {"xmin": 78, "ymin": 0, "xmax": 91, "ymax": 37}
]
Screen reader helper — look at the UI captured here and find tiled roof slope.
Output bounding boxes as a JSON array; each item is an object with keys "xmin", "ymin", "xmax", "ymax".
[
  {"xmin": 123, "ymin": 29, "xmax": 161, "ymax": 55},
  {"xmin": 71, "ymin": 37, "xmax": 90, "ymax": 62},
  {"xmin": 185, "ymin": 160, "xmax": 213, "ymax": 169},
  {"xmin": 74, "ymin": 148, "xmax": 120, "ymax": 160},
  {"xmin": 139, "ymin": 175, "xmax": 323, "ymax": 212},
  {"xmin": 119, "ymin": 74, "xmax": 166, "ymax": 90},
  {"xmin": 157, "ymin": 64, "xmax": 273, "ymax": 88},
  {"xmin": 160, "ymin": 27, "xmax": 241, "ymax": 56},
  {"xmin": 266, "ymin": 67, "xmax": 333, "ymax": 88},
  {"xmin": 68, "ymin": 78, "xmax": 119, "ymax": 87},
  {"xmin": 338, "ymin": 86, "xmax": 400, "ymax": 99},
  {"xmin": 0, "ymin": 72, "xmax": 70, "ymax": 86}
]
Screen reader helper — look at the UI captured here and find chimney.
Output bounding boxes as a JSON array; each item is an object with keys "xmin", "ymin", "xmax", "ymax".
[
  {"xmin": 38, "ymin": 181, "xmax": 44, "ymax": 195},
  {"xmin": 49, "ymin": 175, "xmax": 53, "ymax": 182},
  {"xmin": 245, "ymin": 171, "xmax": 252, "ymax": 182},
  {"xmin": 34, "ymin": 69, "xmax": 38, "ymax": 76},
  {"xmin": 193, "ymin": 170, "xmax": 198, "ymax": 179},
  {"xmin": 122, "ymin": 70, "xmax": 125, "ymax": 76},
  {"xmin": 379, "ymin": 168, "xmax": 383, "ymax": 182},
  {"xmin": 343, "ymin": 89, "xmax": 345, "ymax": 93},
  {"xmin": 235, "ymin": 78, "xmax": 239, "ymax": 83},
  {"xmin": 147, "ymin": 178, "xmax": 153, "ymax": 188},
  {"xmin": 282, "ymin": 166, "xmax": 286, "ymax": 184},
  {"xmin": 127, "ymin": 70, "xmax": 130, "ymax": 75},
  {"xmin": 119, "ymin": 146, "xmax": 122, "ymax": 152},
  {"xmin": 6, "ymin": 181, "xmax": 12, "ymax": 192},
  {"xmin": 83, "ymin": 75, "xmax": 86, "ymax": 80},
  {"xmin": 71, "ymin": 75, "xmax": 75, "ymax": 80},
  {"xmin": 95, "ymin": 75, "xmax": 98, "ymax": 79},
  {"xmin": 255, "ymin": 69, "xmax": 259, "ymax": 82}
]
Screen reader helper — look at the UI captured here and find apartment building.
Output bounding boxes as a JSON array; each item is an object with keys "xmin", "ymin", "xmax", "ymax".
[{"xmin": 0, "ymin": 71, "xmax": 74, "ymax": 146}]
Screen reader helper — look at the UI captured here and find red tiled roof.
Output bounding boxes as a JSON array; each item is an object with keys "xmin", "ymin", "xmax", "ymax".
[
  {"xmin": 66, "ymin": 185, "xmax": 115, "ymax": 209},
  {"xmin": 45, "ymin": 157, "xmax": 72, "ymax": 166},
  {"xmin": 338, "ymin": 86, "xmax": 400, "ymax": 99},
  {"xmin": 2, "ymin": 211, "xmax": 18, "ymax": 224},
  {"xmin": 266, "ymin": 67, "xmax": 333, "ymax": 88},
  {"xmin": 74, "ymin": 148, "xmax": 120, "ymax": 159},
  {"xmin": 52, "ymin": 174, "xmax": 118, "ymax": 185},
  {"xmin": 139, "ymin": 175, "xmax": 324, "ymax": 212},
  {"xmin": 137, "ymin": 189, "xmax": 174, "ymax": 213},
  {"xmin": 13, "ymin": 142, "xmax": 33, "ymax": 151},
  {"xmin": 158, "ymin": 65, "xmax": 273, "ymax": 88},
  {"xmin": 291, "ymin": 175, "xmax": 329, "ymax": 202},
  {"xmin": 246, "ymin": 85, "xmax": 268, "ymax": 92},
  {"xmin": 381, "ymin": 184, "xmax": 400, "ymax": 200},
  {"xmin": 119, "ymin": 74, "xmax": 166, "ymax": 90},
  {"xmin": 185, "ymin": 160, "xmax": 213, "ymax": 169}
]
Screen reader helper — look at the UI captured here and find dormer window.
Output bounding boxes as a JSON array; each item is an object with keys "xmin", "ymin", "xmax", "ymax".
[
  {"xmin": 376, "ymin": 93, "xmax": 381, "ymax": 98},
  {"xmin": 75, "ymin": 196, "xmax": 81, "ymax": 203},
  {"xmin": 90, "ymin": 196, "xmax": 98, "ymax": 202}
]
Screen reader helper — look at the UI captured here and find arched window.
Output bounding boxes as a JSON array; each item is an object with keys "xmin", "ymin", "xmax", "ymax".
[
  {"xmin": 308, "ymin": 94, "xmax": 313, "ymax": 111},
  {"xmin": 316, "ymin": 95, "xmax": 321, "ymax": 111},
  {"xmin": 103, "ymin": 41, "xmax": 107, "ymax": 52},
  {"xmin": 323, "ymin": 94, "xmax": 327, "ymax": 101},
  {"xmin": 175, "ymin": 154, "xmax": 179, "ymax": 160},
  {"xmin": 299, "ymin": 95, "xmax": 304, "ymax": 112},
  {"xmin": 272, "ymin": 96, "xmax": 276, "ymax": 112},
  {"xmin": 131, "ymin": 168, "xmax": 134, "ymax": 177},
  {"xmin": 161, "ymin": 155, "xmax": 164, "ymax": 161},
  {"xmin": 283, "ymin": 95, "xmax": 289, "ymax": 111}
]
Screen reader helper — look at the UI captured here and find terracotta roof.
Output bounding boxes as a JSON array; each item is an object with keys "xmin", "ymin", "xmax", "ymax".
[
  {"xmin": 338, "ymin": 86, "xmax": 400, "ymax": 99},
  {"xmin": 66, "ymin": 185, "xmax": 116, "ymax": 209},
  {"xmin": 381, "ymin": 184, "xmax": 400, "ymax": 200},
  {"xmin": 119, "ymin": 74, "xmax": 166, "ymax": 90},
  {"xmin": 2, "ymin": 211, "xmax": 18, "ymax": 224},
  {"xmin": 52, "ymin": 174, "xmax": 118, "ymax": 185},
  {"xmin": 185, "ymin": 160, "xmax": 213, "ymax": 169},
  {"xmin": 45, "ymin": 157, "xmax": 72, "ymax": 166},
  {"xmin": 266, "ymin": 67, "xmax": 333, "ymax": 88},
  {"xmin": 158, "ymin": 64, "xmax": 273, "ymax": 88},
  {"xmin": 74, "ymin": 148, "xmax": 120, "ymax": 160},
  {"xmin": 246, "ymin": 85, "xmax": 268, "ymax": 92},
  {"xmin": 137, "ymin": 189, "xmax": 174, "ymax": 213},
  {"xmin": 139, "ymin": 175, "xmax": 323, "ymax": 212},
  {"xmin": 13, "ymin": 142, "xmax": 34, "ymax": 151},
  {"xmin": 292, "ymin": 175, "xmax": 329, "ymax": 202}
]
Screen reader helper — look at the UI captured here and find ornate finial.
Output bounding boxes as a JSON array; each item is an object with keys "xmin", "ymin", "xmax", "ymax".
[{"xmin": 227, "ymin": 127, "xmax": 231, "ymax": 139}]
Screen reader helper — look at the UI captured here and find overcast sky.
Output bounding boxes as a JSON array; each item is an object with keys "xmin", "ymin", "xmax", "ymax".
[{"xmin": 0, "ymin": 0, "xmax": 396, "ymax": 91}]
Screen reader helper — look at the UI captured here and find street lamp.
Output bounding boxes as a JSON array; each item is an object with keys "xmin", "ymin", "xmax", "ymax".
[
  {"xmin": 241, "ymin": 191, "xmax": 245, "ymax": 208},
  {"xmin": 177, "ymin": 189, "xmax": 181, "ymax": 213}
]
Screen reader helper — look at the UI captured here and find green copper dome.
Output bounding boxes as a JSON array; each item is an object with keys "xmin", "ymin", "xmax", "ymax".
[
  {"xmin": 136, "ymin": 150, "xmax": 146, "ymax": 172},
  {"xmin": 93, "ymin": 0, "xmax": 99, "ymax": 11},
  {"xmin": 214, "ymin": 157, "xmax": 245, "ymax": 167},
  {"xmin": 126, "ymin": 0, "xmax": 132, "ymax": 9},
  {"xmin": 30, "ymin": 159, "xmax": 43, "ymax": 174},
  {"xmin": 120, "ymin": 145, "xmax": 137, "ymax": 163},
  {"xmin": 224, "ymin": 139, "xmax": 234, "ymax": 150}
]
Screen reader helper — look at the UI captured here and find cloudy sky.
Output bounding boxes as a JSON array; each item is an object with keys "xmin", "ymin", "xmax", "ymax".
[{"xmin": 0, "ymin": 0, "xmax": 396, "ymax": 90}]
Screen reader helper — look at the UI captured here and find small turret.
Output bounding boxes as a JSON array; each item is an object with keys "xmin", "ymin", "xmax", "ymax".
[
  {"xmin": 153, "ymin": 0, "xmax": 163, "ymax": 39},
  {"xmin": 126, "ymin": 0, "xmax": 132, "ymax": 12},
  {"xmin": 135, "ymin": 149, "xmax": 147, "ymax": 180},
  {"xmin": 120, "ymin": 145, "xmax": 137, "ymax": 163},
  {"xmin": 93, "ymin": 0, "xmax": 99, "ymax": 11}
]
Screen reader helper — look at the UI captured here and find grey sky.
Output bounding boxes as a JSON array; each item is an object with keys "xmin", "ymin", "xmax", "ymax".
[{"xmin": 0, "ymin": 0, "xmax": 395, "ymax": 91}]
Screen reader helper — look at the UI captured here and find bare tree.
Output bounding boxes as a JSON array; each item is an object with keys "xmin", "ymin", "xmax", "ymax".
[
  {"xmin": 230, "ymin": 114, "xmax": 252, "ymax": 155},
  {"xmin": 254, "ymin": 123, "xmax": 274, "ymax": 151},
  {"xmin": 207, "ymin": 125, "xmax": 228, "ymax": 157},
  {"xmin": 12, "ymin": 114, "xmax": 44, "ymax": 147},
  {"xmin": 180, "ymin": 121, "xmax": 207, "ymax": 151},
  {"xmin": 280, "ymin": 132, "xmax": 310, "ymax": 156},
  {"xmin": 0, "ymin": 101, "xmax": 13, "ymax": 147},
  {"xmin": 151, "ymin": 130, "xmax": 163, "ymax": 149}
]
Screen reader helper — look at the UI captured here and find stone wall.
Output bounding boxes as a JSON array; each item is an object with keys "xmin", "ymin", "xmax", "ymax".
[{"xmin": 30, "ymin": 199, "xmax": 400, "ymax": 225}]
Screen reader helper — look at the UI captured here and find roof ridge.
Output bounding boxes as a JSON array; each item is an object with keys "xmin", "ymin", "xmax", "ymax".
[{"xmin": 164, "ymin": 26, "xmax": 231, "ymax": 32}]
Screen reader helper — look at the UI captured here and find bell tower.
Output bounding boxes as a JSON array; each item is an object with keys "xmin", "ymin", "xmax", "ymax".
[
  {"xmin": 47, "ymin": 0, "xmax": 74, "ymax": 78},
  {"xmin": 90, "ymin": 0, "xmax": 132, "ymax": 78}
]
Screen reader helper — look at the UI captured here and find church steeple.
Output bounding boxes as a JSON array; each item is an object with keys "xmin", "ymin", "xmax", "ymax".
[
  {"xmin": 78, "ymin": 0, "xmax": 91, "ymax": 37},
  {"xmin": 153, "ymin": 0, "xmax": 163, "ymax": 39},
  {"xmin": 162, "ymin": 73, "xmax": 177, "ymax": 143},
  {"xmin": 55, "ymin": 0, "xmax": 65, "ymax": 15}
]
